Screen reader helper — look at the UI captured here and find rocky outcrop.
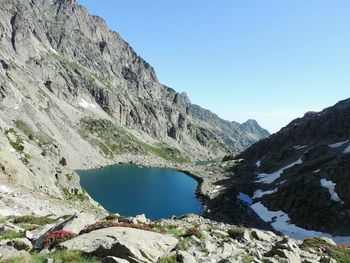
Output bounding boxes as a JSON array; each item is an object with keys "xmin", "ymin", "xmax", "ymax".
[
  {"xmin": 1, "ymin": 213, "xmax": 347, "ymax": 262},
  {"xmin": 60, "ymin": 227, "xmax": 179, "ymax": 262},
  {"xmin": 213, "ymin": 98, "xmax": 350, "ymax": 236}
]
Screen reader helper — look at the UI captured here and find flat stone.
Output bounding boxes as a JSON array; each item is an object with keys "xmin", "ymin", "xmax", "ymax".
[
  {"xmin": 60, "ymin": 227, "xmax": 178, "ymax": 263},
  {"xmin": 251, "ymin": 229, "xmax": 273, "ymax": 242},
  {"xmin": 273, "ymin": 249, "xmax": 301, "ymax": 263},
  {"xmin": 62, "ymin": 212, "xmax": 97, "ymax": 234}
]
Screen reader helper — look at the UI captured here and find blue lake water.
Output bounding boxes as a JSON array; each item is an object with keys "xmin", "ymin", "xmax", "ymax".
[{"xmin": 77, "ymin": 164, "xmax": 203, "ymax": 220}]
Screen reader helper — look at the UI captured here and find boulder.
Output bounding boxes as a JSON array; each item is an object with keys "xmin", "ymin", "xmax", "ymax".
[
  {"xmin": 177, "ymin": 250, "xmax": 196, "ymax": 263},
  {"xmin": 134, "ymin": 214, "xmax": 148, "ymax": 224},
  {"xmin": 273, "ymin": 249, "xmax": 301, "ymax": 263},
  {"xmin": 30, "ymin": 214, "xmax": 76, "ymax": 248},
  {"xmin": 62, "ymin": 212, "xmax": 97, "ymax": 234},
  {"xmin": 6, "ymin": 238, "xmax": 33, "ymax": 251},
  {"xmin": 60, "ymin": 227, "xmax": 178, "ymax": 262},
  {"xmin": 0, "ymin": 245, "xmax": 30, "ymax": 259},
  {"xmin": 251, "ymin": 229, "xmax": 273, "ymax": 242}
]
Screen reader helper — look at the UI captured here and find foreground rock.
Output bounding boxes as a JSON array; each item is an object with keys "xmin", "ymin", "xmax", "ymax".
[{"xmin": 60, "ymin": 227, "xmax": 179, "ymax": 262}]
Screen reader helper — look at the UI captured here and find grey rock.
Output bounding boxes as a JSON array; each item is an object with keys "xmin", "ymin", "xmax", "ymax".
[
  {"xmin": 273, "ymin": 249, "xmax": 301, "ymax": 263},
  {"xmin": 177, "ymin": 250, "xmax": 196, "ymax": 263},
  {"xmin": 0, "ymin": 245, "xmax": 29, "ymax": 259},
  {"xmin": 62, "ymin": 212, "xmax": 97, "ymax": 234},
  {"xmin": 32, "ymin": 214, "xmax": 76, "ymax": 249},
  {"xmin": 251, "ymin": 229, "xmax": 273, "ymax": 242},
  {"xmin": 60, "ymin": 227, "xmax": 178, "ymax": 262},
  {"xmin": 134, "ymin": 214, "xmax": 147, "ymax": 224}
]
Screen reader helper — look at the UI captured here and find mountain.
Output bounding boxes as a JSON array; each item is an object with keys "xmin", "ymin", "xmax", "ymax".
[
  {"xmin": 0, "ymin": 0, "xmax": 268, "ymax": 199},
  {"xmin": 211, "ymin": 98, "xmax": 350, "ymax": 236},
  {"xmin": 189, "ymin": 105, "xmax": 269, "ymax": 152}
]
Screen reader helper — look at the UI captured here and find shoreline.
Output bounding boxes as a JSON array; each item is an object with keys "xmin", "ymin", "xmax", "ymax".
[{"xmin": 74, "ymin": 154, "xmax": 222, "ymax": 215}]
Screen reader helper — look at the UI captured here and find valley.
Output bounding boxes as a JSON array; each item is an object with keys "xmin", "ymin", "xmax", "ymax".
[{"xmin": 0, "ymin": 0, "xmax": 349, "ymax": 262}]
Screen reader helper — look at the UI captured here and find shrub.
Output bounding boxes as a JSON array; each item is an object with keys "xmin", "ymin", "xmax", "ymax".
[
  {"xmin": 302, "ymin": 238, "xmax": 350, "ymax": 263},
  {"xmin": 13, "ymin": 215, "xmax": 56, "ymax": 226},
  {"xmin": 183, "ymin": 226, "xmax": 203, "ymax": 239},
  {"xmin": 80, "ymin": 220, "xmax": 155, "ymax": 235},
  {"xmin": 228, "ymin": 227, "xmax": 246, "ymax": 240},
  {"xmin": 43, "ymin": 230, "xmax": 76, "ymax": 248}
]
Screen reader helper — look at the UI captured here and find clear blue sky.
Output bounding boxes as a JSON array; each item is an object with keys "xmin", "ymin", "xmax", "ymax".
[{"xmin": 77, "ymin": 0, "xmax": 350, "ymax": 133}]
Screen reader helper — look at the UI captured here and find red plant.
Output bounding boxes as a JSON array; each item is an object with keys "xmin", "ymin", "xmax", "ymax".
[
  {"xmin": 315, "ymin": 243, "xmax": 331, "ymax": 252},
  {"xmin": 43, "ymin": 230, "xmax": 76, "ymax": 248},
  {"xmin": 337, "ymin": 244, "xmax": 350, "ymax": 249}
]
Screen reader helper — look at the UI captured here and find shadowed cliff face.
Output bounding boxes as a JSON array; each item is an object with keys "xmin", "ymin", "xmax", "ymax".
[{"xmin": 211, "ymin": 98, "xmax": 350, "ymax": 236}]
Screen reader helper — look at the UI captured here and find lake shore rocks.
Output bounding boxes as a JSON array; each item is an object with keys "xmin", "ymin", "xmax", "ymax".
[{"xmin": 0, "ymin": 213, "xmax": 348, "ymax": 262}]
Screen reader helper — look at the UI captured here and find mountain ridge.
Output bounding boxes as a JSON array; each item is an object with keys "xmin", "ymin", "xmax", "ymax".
[
  {"xmin": 210, "ymin": 98, "xmax": 350, "ymax": 236},
  {"xmin": 0, "ymin": 0, "xmax": 268, "ymax": 202}
]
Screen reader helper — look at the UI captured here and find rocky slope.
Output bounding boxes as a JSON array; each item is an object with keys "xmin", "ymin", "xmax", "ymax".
[
  {"xmin": 1, "ymin": 213, "xmax": 347, "ymax": 263},
  {"xmin": 210, "ymin": 98, "xmax": 350, "ymax": 238},
  {"xmin": 0, "ymin": 0, "xmax": 268, "ymax": 205}
]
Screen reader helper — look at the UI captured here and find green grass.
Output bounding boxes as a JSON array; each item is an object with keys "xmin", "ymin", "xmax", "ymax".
[
  {"xmin": 177, "ymin": 236, "xmax": 197, "ymax": 251},
  {"xmin": 242, "ymin": 254, "xmax": 253, "ymax": 263},
  {"xmin": 143, "ymin": 144, "xmax": 189, "ymax": 163},
  {"xmin": 79, "ymin": 118, "xmax": 144, "ymax": 158},
  {"xmin": 302, "ymin": 238, "xmax": 350, "ymax": 263},
  {"xmin": 79, "ymin": 117, "xmax": 189, "ymax": 163},
  {"xmin": 62, "ymin": 187, "xmax": 88, "ymax": 202},
  {"xmin": 157, "ymin": 254, "xmax": 177, "ymax": 263},
  {"xmin": 166, "ymin": 227, "xmax": 183, "ymax": 238},
  {"xmin": 0, "ymin": 230, "xmax": 25, "ymax": 240},
  {"xmin": 13, "ymin": 119, "xmax": 55, "ymax": 150},
  {"xmin": 14, "ymin": 120, "xmax": 34, "ymax": 139},
  {"xmin": 2, "ymin": 250, "xmax": 99, "ymax": 263},
  {"xmin": 13, "ymin": 215, "xmax": 56, "ymax": 226}
]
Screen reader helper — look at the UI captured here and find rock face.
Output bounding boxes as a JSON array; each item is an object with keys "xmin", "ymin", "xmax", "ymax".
[
  {"xmin": 0, "ymin": 0, "xmax": 268, "ymax": 203},
  {"xmin": 60, "ymin": 227, "xmax": 179, "ymax": 263},
  {"xmin": 213, "ymin": 98, "xmax": 350, "ymax": 236}
]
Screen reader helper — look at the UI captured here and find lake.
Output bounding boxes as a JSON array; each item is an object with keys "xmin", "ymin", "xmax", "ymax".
[{"xmin": 77, "ymin": 164, "xmax": 203, "ymax": 220}]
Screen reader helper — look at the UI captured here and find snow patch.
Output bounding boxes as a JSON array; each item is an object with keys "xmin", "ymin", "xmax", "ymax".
[
  {"xmin": 329, "ymin": 140, "xmax": 349, "ymax": 148},
  {"xmin": 256, "ymin": 160, "xmax": 261, "ymax": 167},
  {"xmin": 256, "ymin": 158, "xmax": 302, "ymax": 184},
  {"xmin": 343, "ymin": 145, "xmax": 350, "ymax": 154},
  {"xmin": 293, "ymin": 145, "xmax": 307, "ymax": 150},
  {"xmin": 79, "ymin": 98, "xmax": 96, "ymax": 109},
  {"xmin": 320, "ymin": 179, "xmax": 343, "ymax": 203},
  {"xmin": 0, "ymin": 185, "xmax": 14, "ymax": 195},
  {"xmin": 253, "ymin": 189, "xmax": 277, "ymax": 199},
  {"xmin": 49, "ymin": 47, "xmax": 58, "ymax": 54},
  {"xmin": 251, "ymin": 202, "xmax": 350, "ymax": 244},
  {"xmin": 237, "ymin": 192, "xmax": 253, "ymax": 206}
]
